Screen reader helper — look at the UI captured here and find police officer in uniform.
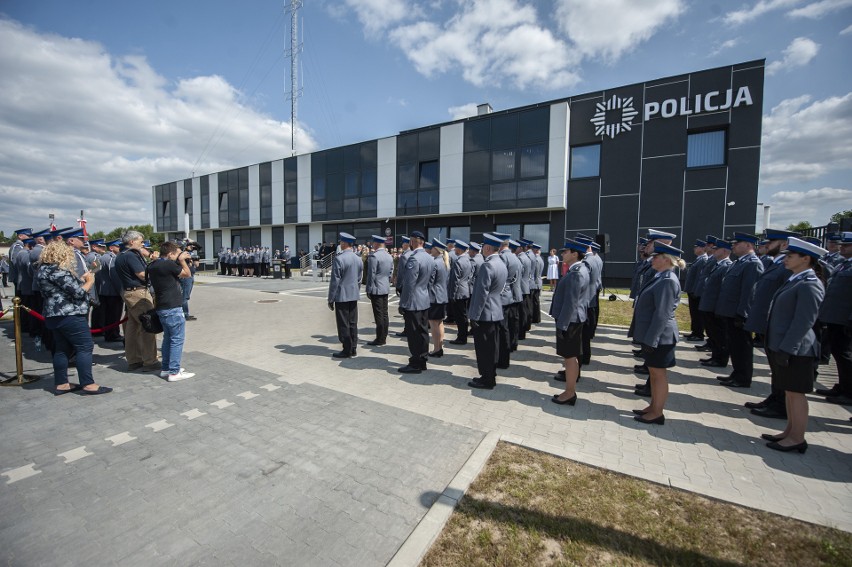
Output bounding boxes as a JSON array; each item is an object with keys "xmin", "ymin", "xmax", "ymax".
[
  {"xmin": 365, "ymin": 235, "xmax": 393, "ymax": 346},
  {"xmin": 283, "ymin": 245, "xmax": 292, "ymax": 279},
  {"xmin": 576, "ymin": 235, "xmax": 602, "ymax": 366},
  {"xmin": 683, "ymin": 239, "xmax": 709, "ymax": 341},
  {"xmin": 398, "ymin": 231, "xmax": 432, "ymax": 373},
  {"xmin": 530, "ymin": 243, "xmax": 545, "ymax": 324},
  {"xmin": 99, "ymin": 239, "xmax": 125, "ymax": 342},
  {"xmin": 467, "ymin": 234, "xmax": 508, "ymax": 390},
  {"xmin": 693, "ymin": 236, "xmax": 720, "ymax": 353},
  {"xmin": 393, "ymin": 236, "xmax": 413, "ymax": 338},
  {"xmin": 716, "ymin": 232, "xmax": 764, "ymax": 388},
  {"xmin": 27, "ymin": 230, "xmax": 51, "ymax": 342},
  {"xmin": 550, "ymin": 239, "xmax": 590, "ymax": 405},
  {"xmin": 814, "ymin": 232, "xmax": 852, "ymax": 405},
  {"xmin": 328, "ymin": 232, "xmax": 362, "ymax": 358},
  {"xmin": 496, "ymin": 234, "xmax": 521, "ymax": 368},
  {"xmin": 743, "ymin": 229, "xmax": 799, "ymax": 418},
  {"xmin": 698, "ymin": 239, "xmax": 733, "ymax": 370},
  {"xmin": 13, "ymin": 237, "xmax": 36, "ymax": 334},
  {"xmin": 448, "ymin": 240, "xmax": 473, "ymax": 345},
  {"xmin": 468, "ymin": 242, "xmax": 483, "ymax": 290},
  {"xmin": 9, "ymin": 228, "xmax": 32, "ymax": 299}
]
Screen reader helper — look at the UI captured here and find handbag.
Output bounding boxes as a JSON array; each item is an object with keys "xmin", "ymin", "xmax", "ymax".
[{"xmin": 140, "ymin": 308, "xmax": 163, "ymax": 334}]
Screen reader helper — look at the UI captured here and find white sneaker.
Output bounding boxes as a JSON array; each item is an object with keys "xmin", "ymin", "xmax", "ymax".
[
  {"xmin": 168, "ymin": 370, "xmax": 195, "ymax": 382},
  {"xmin": 160, "ymin": 368, "xmax": 185, "ymax": 378}
]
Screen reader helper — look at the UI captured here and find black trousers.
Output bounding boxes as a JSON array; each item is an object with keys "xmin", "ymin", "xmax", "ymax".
[
  {"xmin": 284, "ymin": 263, "xmax": 291, "ymax": 279},
  {"xmin": 473, "ymin": 321, "xmax": 499, "ymax": 385},
  {"xmin": 498, "ymin": 304, "xmax": 519, "ymax": 366},
  {"xmin": 368, "ymin": 294, "xmax": 389, "ymax": 343},
  {"xmin": 581, "ymin": 306, "xmax": 598, "ymax": 365},
  {"xmin": 219, "ymin": 261, "xmax": 226, "ymax": 275},
  {"xmin": 403, "ymin": 308, "xmax": 429, "ymax": 369},
  {"xmin": 18, "ymin": 293, "xmax": 34, "ymax": 335},
  {"xmin": 100, "ymin": 295, "xmax": 124, "ymax": 340},
  {"xmin": 702, "ymin": 311, "xmax": 729, "ymax": 365},
  {"xmin": 826, "ymin": 323, "xmax": 852, "ymax": 395},
  {"xmin": 450, "ymin": 298, "xmax": 469, "ymax": 341},
  {"xmin": 531, "ymin": 289, "xmax": 541, "ymax": 324},
  {"xmin": 508, "ymin": 302, "xmax": 520, "ymax": 350},
  {"xmin": 519, "ymin": 294, "xmax": 531, "ymax": 338},
  {"xmin": 334, "ymin": 301, "xmax": 359, "ymax": 355},
  {"xmin": 687, "ymin": 293, "xmax": 704, "ymax": 337},
  {"xmin": 725, "ymin": 317, "xmax": 754, "ymax": 385}
]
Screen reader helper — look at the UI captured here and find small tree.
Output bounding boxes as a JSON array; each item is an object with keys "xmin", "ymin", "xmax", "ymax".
[
  {"xmin": 786, "ymin": 221, "xmax": 813, "ymax": 232},
  {"xmin": 830, "ymin": 210, "xmax": 852, "ymax": 224}
]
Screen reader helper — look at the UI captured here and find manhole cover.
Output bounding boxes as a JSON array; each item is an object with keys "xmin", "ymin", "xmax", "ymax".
[{"xmin": 256, "ymin": 299, "xmax": 281, "ymax": 304}]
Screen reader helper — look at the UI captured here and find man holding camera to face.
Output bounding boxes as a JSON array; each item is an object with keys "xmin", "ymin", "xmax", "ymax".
[{"xmin": 148, "ymin": 241, "xmax": 195, "ymax": 382}]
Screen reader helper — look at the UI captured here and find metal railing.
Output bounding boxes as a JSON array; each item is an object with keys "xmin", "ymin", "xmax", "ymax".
[{"xmin": 299, "ymin": 252, "xmax": 334, "ymax": 279}]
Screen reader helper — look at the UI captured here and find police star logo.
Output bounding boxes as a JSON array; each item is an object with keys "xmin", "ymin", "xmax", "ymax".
[{"xmin": 590, "ymin": 94, "xmax": 639, "ymax": 139}]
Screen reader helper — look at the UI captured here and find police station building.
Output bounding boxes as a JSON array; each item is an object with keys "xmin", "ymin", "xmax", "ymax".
[{"xmin": 153, "ymin": 59, "xmax": 764, "ymax": 281}]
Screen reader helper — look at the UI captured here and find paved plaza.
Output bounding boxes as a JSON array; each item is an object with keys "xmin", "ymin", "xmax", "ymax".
[{"xmin": 2, "ymin": 273, "xmax": 851, "ymax": 565}]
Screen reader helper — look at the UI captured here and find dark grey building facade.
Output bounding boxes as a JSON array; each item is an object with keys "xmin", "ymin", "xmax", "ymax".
[{"xmin": 154, "ymin": 60, "xmax": 764, "ymax": 281}]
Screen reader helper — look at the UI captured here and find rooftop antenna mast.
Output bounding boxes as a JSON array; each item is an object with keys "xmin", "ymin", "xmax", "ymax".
[{"xmin": 286, "ymin": 0, "xmax": 303, "ymax": 157}]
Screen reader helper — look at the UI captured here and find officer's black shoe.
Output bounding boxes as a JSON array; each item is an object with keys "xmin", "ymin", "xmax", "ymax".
[
  {"xmin": 397, "ymin": 365, "xmax": 422, "ymax": 374},
  {"xmin": 366, "ymin": 340, "xmax": 386, "ymax": 346},
  {"xmin": 633, "ymin": 365, "xmax": 649, "ymax": 375},
  {"xmin": 694, "ymin": 344, "xmax": 711, "ymax": 352},
  {"xmin": 395, "ymin": 331, "xmax": 408, "ymax": 337},
  {"xmin": 496, "ymin": 363, "xmax": 510, "ymax": 369},
  {"xmin": 332, "ymin": 351, "xmax": 351, "ymax": 359},
  {"xmin": 719, "ymin": 379, "xmax": 750, "ymax": 388},
  {"xmin": 825, "ymin": 395, "xmax": 852, "ymax": 406},
  {"xmin": 815, "ymin": 385, "xmax": 841, "ymax": 397},
  {"xmin": 428, "ymin": 349, "xmax": 444, "ymax": 358},
  {"xmin": 744, "ymin": 399, "xmax": 769, "ymax": 409},
  {"xmin": 554, "ymin": 371, "xmax": 566, "ymax": 382},
  {"xmin": 751, "ymin": 406, "xmax": 787, "ymax": 419},
  {"xmin": 634, "ymin": 386, "xmax": 651, "ymax": 397},
  {"xmin": 449, "ymin": 338, "xmax": 467, "ymax": 345},
  {"xmin": 701, "ymin": 360, "xmax": 726, "ymax": 367},
  {"xmin": 468, "ymin": 378, "xmax": 495, "ymax": 390},
  {"xmin": 685, "ymin": 334, "xmax": 704, "ymax": 342}
]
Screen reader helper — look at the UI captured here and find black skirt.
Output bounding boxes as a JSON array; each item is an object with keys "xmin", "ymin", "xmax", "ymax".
[
  {"xmin": 644, "ymin": 342, "xmax": 676, "ymax": 369},
  {"xmin": 556, "ymin": 322, "xmax": 584, "ymax": 359},
  {"xmin": 428, "ymin": 303, "xmax": 447, "ymax": 321},
  {"xmin": 768, "ymin": 350, "xmax": 815, "ymax": 393}
]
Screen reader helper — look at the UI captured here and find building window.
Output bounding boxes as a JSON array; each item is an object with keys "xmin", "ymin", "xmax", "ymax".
[
  {"xmin": 312, "ymin": 143, "xmax": 377, "ymax": 221},
  {"xmin": 284, "ymin": 157, "xmax": 298, "ymax": 224},
  {"xmin": 200, "ymin": 176, "xmax": 210, "ymax": 228},
  {"xmin": 463, "ymin": 106, "xmax": 549, "ymax": 212},
  {"xmin": 212, "ymin": 230, "xmax": 222, "ymax": 255},
  {"xmin": 260, "ymin": 162, "xmax": 272, "ymax": 225},
  {"xmin": 570, "ymin": 144, "xmax": 601, "ymax": 179},
  {"xmin": 184, "ymin": 194, "xmax": 193, "ymax": 227},
  {"xmin": 154, "ymin": 182, "xmax": 178, "ymax": 232},
  {"xmin": 397, "ymin": 129, "xmax": 441, "ymax": 216},
  {"xmin": 687, "ymin": 129, "xmax": 726, "ymax": 168}
]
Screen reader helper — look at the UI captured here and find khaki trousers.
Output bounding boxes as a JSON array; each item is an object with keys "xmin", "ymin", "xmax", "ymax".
[{"xmin": 122, "ymin": 288, "xmax": 158, "ymax": 366}]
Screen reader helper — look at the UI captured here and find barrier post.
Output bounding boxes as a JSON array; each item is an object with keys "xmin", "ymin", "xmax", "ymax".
[{"xmin": 1, "ymin": 297, "xmax": 41, "ymax": 387}]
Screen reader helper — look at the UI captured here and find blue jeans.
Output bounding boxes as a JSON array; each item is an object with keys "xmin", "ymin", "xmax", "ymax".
[
  {"xmin": 180, "ymin": 277, "xmax": 194, "ymax": 316},
  {"xmin": 157, "ymin": 307, "xmax": 186, "ymax": 374},
  {"xmin": 47, "ymin": 315, "xmax": 94, "ymax": 387}
]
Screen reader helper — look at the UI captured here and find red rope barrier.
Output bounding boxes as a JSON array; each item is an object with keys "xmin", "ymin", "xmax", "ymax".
[{"xmin": 21, "ymin": 305, "xmax": 128, "ymax": 333}]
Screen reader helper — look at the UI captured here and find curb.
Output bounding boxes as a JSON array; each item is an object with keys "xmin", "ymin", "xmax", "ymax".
[{"xmin": 387, "ymin": 430, "xmax": 501, "ymax": 567}]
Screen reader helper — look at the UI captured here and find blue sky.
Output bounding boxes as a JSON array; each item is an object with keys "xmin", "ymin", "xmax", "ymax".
[{"xmin": 1, "ymin": 0, "xmax": 850, "ymax": 235}]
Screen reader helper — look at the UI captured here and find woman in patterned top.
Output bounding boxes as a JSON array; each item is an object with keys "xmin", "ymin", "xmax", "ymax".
[{"xmin": 37, "ymin": 241, "xmax": 112, "ymax": 395}]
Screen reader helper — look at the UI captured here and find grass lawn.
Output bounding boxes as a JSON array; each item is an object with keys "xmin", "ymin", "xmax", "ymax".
[
  {"xmin": 421, "ymin": 443, "xmax": 852, "ymax": 567},
  {"xmin": 597, "ymin": 298, "xmax": 692, "ymax": 329}
]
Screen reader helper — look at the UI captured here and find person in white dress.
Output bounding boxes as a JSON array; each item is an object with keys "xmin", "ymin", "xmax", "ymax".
[{"xmin": 547, "ymin": 249, "xmax": 560, "ymax": 289}]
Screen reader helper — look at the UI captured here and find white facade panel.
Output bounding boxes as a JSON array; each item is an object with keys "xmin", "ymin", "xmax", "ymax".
[
  {"xmin": 192, "ymin": 177, "xmax": 201, "ymax": 231},
  {"xmin": 271, "ymin": 159, "xmax": 285, "ymax": 225},
  {"xmin": 209, "ymin": 174, "xmax": 219, "ymax": 229},
  {"xmin": 283, "ymin": 226, "xmax": 296, "ymax": 248},
  {"xmin": 439, "ymin": 123, "xmax": 464, "ymax": 214},
  {"xmin": 261, "ymin": 225, "xmax": 272, "ymax": 248},
  {"xmin": 547, "ymin": 101, "xmax": 570, "ymax": 209},
  {"xmin": 249, "ymin": 164, "xmax": 260, "ymax": 227},
  {"xmin": 309, "ymin": 223, "xmax": 322, "ymax": 249},
  {"xmin": 377, "ymin": 136, "xmax": 397, "ymax": 220},
  {"xmin": 297, "ymin": 154, "xmax": 312, "ymax": 223},
  {"xmin": 176, "ymin": 179, "xmax": 186, "ymax": 232}
]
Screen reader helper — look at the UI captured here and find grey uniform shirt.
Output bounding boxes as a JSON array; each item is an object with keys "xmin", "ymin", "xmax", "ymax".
[
  {"xmin": 499, "ymin": 249, "xmax": 522, "ymax": 306},
  {"xmin": 366, "ymin": 248, "xmax": 393, "ymax": 296},
  {"xmin": 327, "ymin": 248, "xmax": 362, "ymax": 303},
  {"xmin": 744, "ymin": 256, "xmax": 789, "ymax": 334},
  {"xmin": 767, "ymin": 271, "xmax": 825, "ymax": 357},
  {"xmin": 715, "ymin": 252, "xmax": 763, "ymax": 319},
  {"xmin": 468, "ymin": 253, "xmax": 508, "ymax": 322},
  {"xmin": 517, "ymin": 252, "xmax": 532, "ymax": 295},
  {"xmin": 550, "ymin": 262, "xmax": 589, "ymax": 330},
  {"xmin": 428, "ymin": 256, "xmax": 449, "ymax": 305},
  {"xmin": 448, "ymin": 253, "xmax": 472, "ymax": 300},
  {"xmin": 629, "ymin": 270, "xmax": 681, "ymax": 347},
  {"xmin": 818, "ymin": 258, "xmax": 852, "ymax": 326},
  {"xmin": 399, "ymin": 248, "xmax": 432, "ymax": 311},
  {"xmin": 699, "ymin": 257, "xmax": 733, "ymax": 313},
  {"xmin": 684, "ymin": 254, "xmax": 708, "ymax": 295}
]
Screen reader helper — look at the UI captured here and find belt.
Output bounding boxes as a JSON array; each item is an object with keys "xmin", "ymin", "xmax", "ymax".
[{"xmin": 124, "ymin": 286, "xmax": 145, "ymax": 291}]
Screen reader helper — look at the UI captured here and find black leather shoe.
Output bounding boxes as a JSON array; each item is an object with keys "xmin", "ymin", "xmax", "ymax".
[
  {"xmin": 366, "ymin": 340, "xmax": 386, "ymax": 346},
  {"xmin": 551, "ymin": 393, "xmax": 577, "ymax": 406},
  {"xmin": 468, "ymin": 379, "xmax": 494, "ymax": 389},
  {"xmin": 744, "ymin": 399, "xmax": 768, "ymax": 409},
  {"xmin": 825, "ymin": 395, "xmax": 852, "ymax": 406},
  {"xmin": 496, "ymin": 363, "xmax": 510, "ymax": 369},
  {"xmin": 694, "ymin": 344, "xmax": 711, "ymax": 352},
  {"xmin": 332, "ymin": 351, "xmax": 351, "ymax": 358},
  {"xmin": 699, "ymin": 357, "xmax": 715, "ymax": 363},
  {"xmin": 397, "ymin": 365, "xmax": 422, "ymax": 374},
  {"xmin": 395, "ymin": 331, "xmax": 408, "ymax": 337},
  {"xmin": 751, "ymin": 406, "xmax": 787, "ymax": 419},
  {"xmin": 761, "ymin": 433, "xmax": 786, "ymax": 442},
  {"xmin": 719, "ymin": 379, "xmax": 750, "ymax": 388},
  {"xmin": 634, "ymin": 414, "xmax": 665, "ymax": 425},
  {"xmin": 632, "ymin": 409, "xmax": 649, "ymax": 415},
  {"xmin": 814, "ymin": 385, "xmax": 841, "ymax": 396},
  {"xmin": 449, "ymin": 339, "xmax": 467, "ymax": 345},
  {"xmin": 634, "ymin": 383, "xmax": 648, "ymax": 389},
  {"xmin": 685, "ymin": 335, "xmax": 704, "ymax": 342},
  {"xmin": 632, "ymin": 349, "xmax": 643, "ymax": 356},
  {"xmin": 716, "ymin": 375, "xmax": 732, "ymax": 381},
  {"xmin": 701, "ymin": 360, "xmax": 726, "ymax": 367},
  {"xmin": 428, "ymin": 349, "xmax": 444, "ymax": 358},
  {"xmin": 554, "ymin": 370, "xmax": 566, "ymax": 382},
  {"xmin": 634, "ymin": 365, "xmax": 649, "ymax": 375},
  {"xmin": 634, "ymin": 387, "xmax": 651, "ymax": 397},
  {"xmin": 766, "ymin": 440, "xmax": 807, "ymax": 453}
]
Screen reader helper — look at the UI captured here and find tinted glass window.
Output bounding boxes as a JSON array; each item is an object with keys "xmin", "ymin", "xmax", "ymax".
[
  {"xmin": 570, "ymin": 144, "xmax": 601, "ymax": 179},
  {"xmin": 687, "ymin": 130, "xmax": 726, "ymax": 168},
  {"xmin": 520, "ymin": 144, "xmax": 546, "ymax": 178}
]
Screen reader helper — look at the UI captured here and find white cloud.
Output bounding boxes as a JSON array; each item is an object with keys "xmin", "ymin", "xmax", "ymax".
[
  {"xmin": 709, "ymin": 38, "xmax": 741, "ymax": 57},
  {"xmin": 0, "ymin": 19, "xmax": 316, "ymax": 233},
  {"xmin": 723, "ymin": 0, "xmax": 801, "ymax": 26},
  {"xmin": 765, "ymin": 37, "xmax": 820, "ymax": 75},
  {"xmin": 390, "ymin": 0, "xmax": 580, "ymax": 90},
  {"xmin": 554, "ymin": 0, "xmax": 685, "ymax": 61},
  {"xmin": 760, "ymin": 93, "xmax": 852, "ymax": 184},
  {"xmin": 789, "ymin": 0, "xmax": 852, "ymax": 18},
  {"xmin": 841, "ymin": 23, "xmax": 852, "ymax": 34},
  {"xmin": 764, "ymin": 187, "xmax": 852, "ymax": 226},
  {"xmin": 448, "ymin": 103, "xmax": 480, "ymax": 120},
  {"xmin": 339, "ymin": 0, "xmax": 417, "ymax": 35}
]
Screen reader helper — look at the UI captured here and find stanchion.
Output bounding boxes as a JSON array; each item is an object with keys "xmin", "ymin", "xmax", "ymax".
[{"xmin": 1, "ymin": 297, "xmax": 41, "ymax": 387}]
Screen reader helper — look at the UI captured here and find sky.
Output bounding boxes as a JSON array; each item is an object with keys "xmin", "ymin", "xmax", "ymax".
[{"xmin": 0, "ymin": 0, "xmax": 850, "ymax": 236}]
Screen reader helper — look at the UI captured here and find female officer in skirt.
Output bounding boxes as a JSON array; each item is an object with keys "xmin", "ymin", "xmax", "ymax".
[
  {"xmin": 629, "ymin": 241, "xmax": 685, "ymax": 425},
  {"xmin": 549, "ymin": 240, "xmax": 589, "ymax": 406},
  {"xmin": 761, "ymin": 237, "xmax": 827, "ymax": 453},
  {"xmin": 427, "ymin": 239, "xmax": 450, "ymax": 358}
]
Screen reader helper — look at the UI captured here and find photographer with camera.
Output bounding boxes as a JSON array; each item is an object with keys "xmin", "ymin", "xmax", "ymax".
[
  {"xmin": 148, "ymin": 241, "xmax": 195, "ymax": 382},
  {"xmin": 180, "ymin": 239, "xmax": 200, "ymax": 321}
]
